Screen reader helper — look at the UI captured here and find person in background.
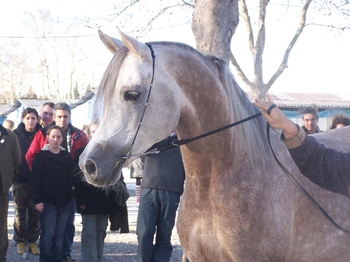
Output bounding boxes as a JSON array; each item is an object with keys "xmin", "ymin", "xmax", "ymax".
[
  {"xmin": 39, "ymin": 102, "xmax": 55, "ymax": 127},
  {"xmin": 109, "ymin": 173, "xmax": 129, "ymax": 233},
  {"xmin": 3, "ymin": 119, "xmax": 15, "ymax": 131},
  {"xmin": 136, "ymin": 133, "xmax": 185, "ymax": 262},
  {"xmin": 30, "ymin": 125, "xmax": 75, "ymax": 262},
  {"xmin": 0, "ymin": 123, "xmax": 21, "ymax": 262},
  {"xmin": 74, "ymin": 122, "xmax": 121, "ymax": 262},
  {"xmin": 26, "ymin": 102, "xmax": 88, "ymax": 262},
  {"xmin": 12, "ymin": 108, "xmax": 42, "ymax": 255},
  {"xmin": 254, "ymin": 95, "xmax": 350, "ymax": 196},
  {"xmin": 329, "ymin": 113, "xmax": 350, "ymax": 129},
  {"xmin": 300, "ymin": 104, "xmax": 322, "ymax": 134},
  {"xmin": 130, "ymin": 157, "xmax": 145, "ymax": 204}
]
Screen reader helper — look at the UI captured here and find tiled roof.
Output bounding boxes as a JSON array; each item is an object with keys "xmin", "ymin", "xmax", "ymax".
[
  {"xmin": 18, "ymin": 98, "xmax": 78, "ymax": 112},
  {"xmin": 247, "ymin": 92, "xmax": 350, "ymax": 109}
]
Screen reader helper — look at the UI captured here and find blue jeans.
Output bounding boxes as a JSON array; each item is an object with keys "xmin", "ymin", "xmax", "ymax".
[
  {"xmin": 62, "ymin": 197, "xmax": 76, "ymax": 257},
  {"xmin": 81, "ymin": 214, "xmax": 109, "ymax": 262},
  {"xmin": 39, "ymin": 202, "xmax": 70, "ymax": 262},
  {"xmin": 136, "ymin": 188, "xmax": 180, "ymax": 262}
]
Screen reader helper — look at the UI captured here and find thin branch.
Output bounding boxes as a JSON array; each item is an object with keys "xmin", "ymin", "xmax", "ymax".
[
  {"xmin": 266, "ymin": 0, "xmax": 312, "ymax": 88},
  {"xmin": 239, "ymin": 0, "xmax": 255, "ymax": 54},
  {"xmin": 230, "ymin": 51, "xmax": 252, "ymax": 88}
]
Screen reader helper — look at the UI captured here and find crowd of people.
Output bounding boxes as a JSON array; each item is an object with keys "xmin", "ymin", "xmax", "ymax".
[
  {"xmin": 1, "ymin": 98, "xmax": 350, "ymax": 262},
  {"xmin": 0, "ymin": 102, "xmax": 131, "ymax": 262}
]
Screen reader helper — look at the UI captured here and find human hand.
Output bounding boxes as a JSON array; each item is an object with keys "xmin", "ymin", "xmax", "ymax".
[
  {"xmin": 36, "ymin": 203, "xmax": 44, "ymax": 213},
  {"xmin": 253, "ymin": 94, "xmax": 298, "ymax": 139}
]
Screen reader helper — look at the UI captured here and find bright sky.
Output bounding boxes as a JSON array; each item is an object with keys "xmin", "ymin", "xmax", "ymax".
[{"xmin": 1, "ymin": 0, "xmax": 349, "ymax": 94}]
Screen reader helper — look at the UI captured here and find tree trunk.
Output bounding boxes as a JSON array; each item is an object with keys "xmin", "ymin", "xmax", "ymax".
[{"xmin": 191, "ymin": 0, "xmax": 239, "ymax": 63}]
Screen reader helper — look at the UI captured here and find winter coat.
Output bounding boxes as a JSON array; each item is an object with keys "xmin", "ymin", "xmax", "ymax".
[
  {"xmin": 13, "ymin": 122, "xmax": 42, "ymax": 183},
  {"xmin": 141, "ymin": 135, "xmax": 185, "ymax": 195},
  {"xmin": 0, "ymin": 125, "xmax": 21, "ymax": 193},
  {"xmin": 26, "ymin": 123, "xmax": 88, "ymax": 169},
  {"xmin": 73, "ymin": 147, "xmax": 122, "ymax": 215},
  {"xmin": 283, "ymin": 126, "xmax": 350, "ymax": 196},
  {"xmin": 31, "ymin": 145, "xmax": 74, "ymax": 206}
]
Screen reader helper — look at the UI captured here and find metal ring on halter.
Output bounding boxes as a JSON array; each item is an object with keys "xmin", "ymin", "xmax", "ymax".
[{"xmin": 267, "ymin": 104, "xmax": 277, "ymax": 115}]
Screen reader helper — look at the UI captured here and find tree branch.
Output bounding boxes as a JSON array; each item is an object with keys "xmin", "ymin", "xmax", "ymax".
[
  {"xmin": 266, "ymin": 0, "xmax": 312, "ymax": 88},
  {"xmin": 239, "ymin": 0, "xmax": 255, "ymax": 54}
]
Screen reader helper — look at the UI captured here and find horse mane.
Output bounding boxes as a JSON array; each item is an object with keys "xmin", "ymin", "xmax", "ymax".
[{"xmin": 213, "ymin": 58, "xmax": 270, "ymax": 162}]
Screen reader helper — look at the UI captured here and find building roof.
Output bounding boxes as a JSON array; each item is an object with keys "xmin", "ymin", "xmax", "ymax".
[
  {"xmin": 1, "ymin": 91, "xmax": 350, "ymax": 117},
  {"xmin": 250, "ymin": 92, "xmax": 350, "ymax": 109}
]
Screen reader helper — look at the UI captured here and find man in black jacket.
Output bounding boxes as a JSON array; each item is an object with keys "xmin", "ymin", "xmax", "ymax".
[{"xmin": 136, "ymin": 133, "xmax": 185, "ymax": 262}]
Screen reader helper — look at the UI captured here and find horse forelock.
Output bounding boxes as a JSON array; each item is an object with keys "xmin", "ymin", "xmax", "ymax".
[{"xmin": 92, "ymin": 47, "xmax": 129, "ymax": 122}]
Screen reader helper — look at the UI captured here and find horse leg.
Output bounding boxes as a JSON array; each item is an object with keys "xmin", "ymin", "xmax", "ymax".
[{"xmin": 182, "ymin": 253, "xmax": 190, "ymax": 262}]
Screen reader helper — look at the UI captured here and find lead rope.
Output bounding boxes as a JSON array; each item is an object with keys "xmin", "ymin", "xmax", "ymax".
[{"xmin": 266, "ymin": 123, "xmax": 350, "ymax": 234}]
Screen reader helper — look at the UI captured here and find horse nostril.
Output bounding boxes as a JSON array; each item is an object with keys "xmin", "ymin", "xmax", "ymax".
[{"xmin": 85, "ymin": 159, "xmax": 96, "ymax": 175}]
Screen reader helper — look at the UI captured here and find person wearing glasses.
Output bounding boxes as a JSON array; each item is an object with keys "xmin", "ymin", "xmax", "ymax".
[{"xmin": 300, "ymin": 105, "xmax": 322, "ymax": 134}]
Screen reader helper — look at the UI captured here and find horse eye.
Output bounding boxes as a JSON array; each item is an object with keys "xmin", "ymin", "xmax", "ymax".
[{"xmin": 124, "ymin": 91, "xmax": 140, "ymax": 101}]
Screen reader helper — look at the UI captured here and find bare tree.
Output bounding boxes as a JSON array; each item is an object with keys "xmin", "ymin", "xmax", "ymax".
[
  {"xmin": 0, "ymin": 41, "xmax": 32, "ymax": 103},
  {"xmin": 230, "ymin": 0, "xmax": 350, "ymax": 98},
  {"xmin": 23, "ymin": 9, "xmax": 90, "ymax": 99},
  {"xmin": 192, "ymin": 0, "xmax": 239, "ymax": 62}
]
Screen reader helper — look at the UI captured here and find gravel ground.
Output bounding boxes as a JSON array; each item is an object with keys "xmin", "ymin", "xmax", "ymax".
[{"xmin": 6, "ymin": 194, "xmax": 184, "ymax": 262}]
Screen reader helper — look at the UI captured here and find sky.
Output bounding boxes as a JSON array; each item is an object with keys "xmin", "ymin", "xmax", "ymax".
[{"xmin": 0, "ymin": 0, "xmax": 349, "ymax": 94}]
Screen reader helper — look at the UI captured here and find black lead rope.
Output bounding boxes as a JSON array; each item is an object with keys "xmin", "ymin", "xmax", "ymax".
[
  {"xmin": 150, "ymin": 113, "xmax": 350, "ymax": 234},
  {"xmin": 174, "ymin": 112, "xmax": 263, "ymax": 146},
  {"xmin": 266, "ymin": 123, "xmax": 350, "ymax": 234}
]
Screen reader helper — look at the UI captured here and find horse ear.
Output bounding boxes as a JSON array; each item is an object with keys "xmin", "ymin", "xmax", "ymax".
[
  {"xmin": 98, "ymin": 29, "xmax": 124, "ymax": 54},
  {"xmin": 117, "ymin": 27, "xmax": 150, "ymax": 58}
]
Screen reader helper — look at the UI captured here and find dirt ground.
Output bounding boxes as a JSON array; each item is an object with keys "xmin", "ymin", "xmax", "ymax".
[{"xmin": 6, "ymin": 194, "xmax": 184, "ymax": 262}]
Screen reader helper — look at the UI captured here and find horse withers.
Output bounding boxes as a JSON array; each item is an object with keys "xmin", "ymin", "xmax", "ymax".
[{"xmin": 79, "ymin": 28, "xmax": 350, "ymax": 261}]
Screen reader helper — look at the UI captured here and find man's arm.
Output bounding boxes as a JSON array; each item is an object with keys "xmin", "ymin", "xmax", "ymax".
[{"xmin": 25, "ymin": 130, "xmax": 45, "ymax": 170}]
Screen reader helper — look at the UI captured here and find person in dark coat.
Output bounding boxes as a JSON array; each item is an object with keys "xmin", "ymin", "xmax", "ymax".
[
  {"xmin": 31, "ymin": 125, "xmax": 75, "ymax": 262},
  {"xmin": 74, "ymin": 123, "xmax": 122, "ymax": 262},
  {"xmin": 0, "ymin": 123, "xmax": 21, "ymax": 262},
  {"xmin": 254, "ymin": 95, "xmax": 350, "ymax": 196},
  {"xmin": 136, "ymin": 133, "xmax": 185, "ymax": 262},
  {"xmin": 12, "ymin": 108, "xmax": 42, "ymax": 255}
]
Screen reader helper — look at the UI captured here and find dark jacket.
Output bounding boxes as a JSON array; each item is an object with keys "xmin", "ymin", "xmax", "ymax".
[
  {"xmin": 13, "ymin": 122, "xmax": 42, "ymax": 183},
  {"xmin": 288, "ymin": 135, "xmax": 350, "ymax": 197},
  {"xmin": 26, "ymin": 122, "xmax": 88, "ymax": 170},
  {"xmin": 141, "ymin": 135, "xmax": 185, "ymax": 195},
  {"xmin": 31, "ymin": 145, "xmax": 74, "ymax": 206},
  {"xmin": 0, "ymin": 125, "xmax": 21, "ymax": 193},
  {"xmin": 74, "ymin": 147, "xmax": 122, "ymax": 215}
]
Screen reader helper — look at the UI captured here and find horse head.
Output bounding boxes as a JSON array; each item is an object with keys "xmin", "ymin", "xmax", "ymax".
[{"xmin": 79, "ymin": 29, "xmax": 181, "ymax": 186}]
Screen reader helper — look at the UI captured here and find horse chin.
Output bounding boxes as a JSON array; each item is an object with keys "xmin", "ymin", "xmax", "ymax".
[{"xmin": 84, "ymin": 161, "xmax": 125, "ymax": 187}]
